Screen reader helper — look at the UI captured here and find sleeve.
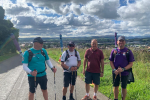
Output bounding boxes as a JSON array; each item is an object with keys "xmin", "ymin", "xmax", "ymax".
[
  {"xmin": 84, "ymin": 49, "xmax": 88, "ymax": 59},
  {"xmin": 129, "ymin": 50, "xmax": 135, "ymax": 62},
  {"xmin": 46, "ymin": 59, "xmax": 53, "ymax": 68},
  {"xmin": 109, "ymin": 49, "xmax": 115, "ymax": 61},
  {"xmin": 23, "ymin": 63, "xmax": 32, "ymax": 74},
  {"xmin": 77, "ymin": 51, "xmax": 81, "ymax": 61},
  {"xmin": 43, "ymin": 49, "xmax": 49, "ymax": 60},
  {"xmin": 100, "ymin": 50, "xmax": 104, "ymax": 60},
  {"xmin": 61, "ymin": 51, "xmax": 66, "ymax": 62},
  {"xmin": 22, "ymin": 50, "xmax": 29, "ymax": 64}
]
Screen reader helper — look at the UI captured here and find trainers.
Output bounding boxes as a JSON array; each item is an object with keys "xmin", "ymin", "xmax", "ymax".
[
  {"xmin": 93, "ymin": 95, "xmax": 97, "ymax": 100},
  {"xmin": 81, "ymin": 95, "xmax": 91, "ymax": 100}
]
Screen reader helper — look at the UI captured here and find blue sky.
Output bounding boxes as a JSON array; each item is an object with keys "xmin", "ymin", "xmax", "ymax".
[{"xmin": 0, "ymin": 0, "xmax": 150, "ymax": 38}]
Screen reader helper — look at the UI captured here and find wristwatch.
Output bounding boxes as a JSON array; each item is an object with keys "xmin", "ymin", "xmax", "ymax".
[
  {"xmin": 122, "ymin": 68, "xmax": 126, "ymax": 71},
  {"xmin": 113, "ymin": 69, "xmax": 116, "ymax": 73}
]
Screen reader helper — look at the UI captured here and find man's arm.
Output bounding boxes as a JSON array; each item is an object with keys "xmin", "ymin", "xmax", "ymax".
[
  {"xmin": 110, "ymin": 61, "xmax": 119, "ymax": 75},
  {"xmin": 100, "ymin": 59, "xmax": 104, "ymax": 73},
  {"xmin": 83, "ymin": 58, "xmax": 88, "ymax": 75},
  {"xmin": 61, "ymin": 62, "xmax": 69, "ymax": 70},
  {"xmin": 117, "ymin": 62, "xmax": 133, "ymax": 73}
]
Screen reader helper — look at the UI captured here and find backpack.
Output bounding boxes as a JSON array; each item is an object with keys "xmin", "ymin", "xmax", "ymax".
[
  {"xmin": 28, "ymin": 49, "xmax": 47, "ymax": 74},
  {"xmin": 113, "ymin": 48, "xmax": 134, "ymax": 84},
  {"xmin": 65, "ymin": 49, "xmax": 78, "ymax": 61}
]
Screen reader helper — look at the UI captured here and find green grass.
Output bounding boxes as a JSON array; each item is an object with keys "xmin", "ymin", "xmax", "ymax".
[
  {"xmin": 47, "ymin": 48, "xmax": 150, "ymax": 100},
  {"xmin": 0, "ymin": 53, "xmax": 18, "ymax": 63}
]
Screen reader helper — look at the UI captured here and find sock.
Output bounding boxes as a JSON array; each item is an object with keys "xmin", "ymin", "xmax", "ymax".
[
  {"xmin": 94, "ymin": 92, "xmax": 96, "ymax": 96},
  {"xmin": 86, "ymin": 93, "xmax": 89, "ymax": 96},
  {"xmin": 70, "ymin": 93, "xmax": 73, "ymax": 97},
  {"xmin": 114, "ymin": 99, "xmax": 118, "ymax": 100}
]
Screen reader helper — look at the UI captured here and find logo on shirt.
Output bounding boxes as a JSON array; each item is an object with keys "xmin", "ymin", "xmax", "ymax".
[{"xmin": 123, "ymin": 52, "xmax": 126, "ymax": 56}]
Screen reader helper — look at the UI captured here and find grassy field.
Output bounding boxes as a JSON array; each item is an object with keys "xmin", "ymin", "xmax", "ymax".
[{"xmin": 47, "ymin": 48, "xmax": 150, "ymax": 100}]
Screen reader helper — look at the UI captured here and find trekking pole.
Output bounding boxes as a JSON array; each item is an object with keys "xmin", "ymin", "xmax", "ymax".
[
  {"xmin": 108, "ymin": 75, "xmax": 117, "ymax": 100},
  {"xmin": 119, "ymin": 73, "xmax": 123, "ymax": 100},
  {"xmin": 54, "ymin": 66, "xmax": 56, "ymax": 100},
  {"xmin": 34, "ymin": 69, "xmax": 37, "ymax": 100},
  {"xmin": 75, "ymin": 71, "xmax": 77, "ymax": 100}
]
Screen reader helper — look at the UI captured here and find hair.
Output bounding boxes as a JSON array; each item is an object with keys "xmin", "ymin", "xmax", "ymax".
[{"xmin": 91, "ymin": 39, "xmax": 97, "ymax": 43}]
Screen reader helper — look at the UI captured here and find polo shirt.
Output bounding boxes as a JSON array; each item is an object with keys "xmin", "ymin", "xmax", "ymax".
[
  {"xmin": 22, "ymin": 48, "xmax": 49, "ymax": 77},
  {"xmin": 109, "ymin": 47, "xmax": 135, "ymax": 76},
  {"xmin": 84, "ymin": 48, "xmax": 104, "ymax": 73}
]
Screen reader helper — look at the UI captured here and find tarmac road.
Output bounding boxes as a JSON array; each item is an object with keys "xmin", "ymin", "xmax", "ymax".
[{"xmin": 0, "ymin": 55, "xmax": 109, "ymax": 100}]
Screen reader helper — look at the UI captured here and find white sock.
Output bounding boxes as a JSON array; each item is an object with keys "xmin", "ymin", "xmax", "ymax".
[
  {"xmin": 94, "ymin": 92, "xmax": 96, "ymax": 96},
  {"xmin": 86, "ymin": 93, "xmax": 89, "ymax": 96}
]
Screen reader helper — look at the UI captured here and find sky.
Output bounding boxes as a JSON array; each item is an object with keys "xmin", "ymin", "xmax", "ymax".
[{"xmin": 0, "ymin": 0, "xmax": 150, "ymax": 38}]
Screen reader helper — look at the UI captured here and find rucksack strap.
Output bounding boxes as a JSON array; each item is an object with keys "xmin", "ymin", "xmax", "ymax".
[
  {"xmin": 28, "ymin": 50, "xmax": 34, "ymax": 62},
  {"xmin": 65, "ymin": 49, "xmax": 78, "ymax": 61}
]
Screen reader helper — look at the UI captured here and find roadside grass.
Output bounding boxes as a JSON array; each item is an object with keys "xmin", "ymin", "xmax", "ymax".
[
  {"xmin": 0, "ymin": 53, "xmax": 18, "ymax": 63},
  {"xmin": 47, "ymin": 48, "xmax": 150, "ymax": 100}
]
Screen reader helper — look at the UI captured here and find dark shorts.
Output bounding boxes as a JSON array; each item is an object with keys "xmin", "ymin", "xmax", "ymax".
[
  {"xmin": 63, "ymin": 71, "xmax": 77, "ymax": 87},
  {"xmin": 85, "ymin": 71, "xmax": 100, "ymax": 85},
  {"xmin": 28, "ymin": 75, "xmax": 48, "ymax": 93},
  {"xmin": 113, "ymin": 74, "xmax": 128, "ymax": 89}
]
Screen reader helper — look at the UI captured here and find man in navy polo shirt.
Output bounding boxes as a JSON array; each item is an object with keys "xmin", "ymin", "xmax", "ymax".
[
  {"xmin": 82, "ymin": 39, "xmax": 104, "ymax": 100},
  {"xmin": 22, "ymin": 37, "xmax": 57, "ymax": 100},
  {"xmin": 109, "ymin": 36, "xmax": 135, "ymax": 100}
]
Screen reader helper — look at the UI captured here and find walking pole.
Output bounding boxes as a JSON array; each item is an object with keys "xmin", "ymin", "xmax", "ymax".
[
  {"xmin": 119, "ymin": 73, "xmax": 123, "ymax": 100},
  {"xmin": 54, "ymin": 66, "xmax": 56, "ymax": 100},
  {"xmin": 108, "ymin": 75, "xmax": 117, "ymax": 100},
  {"xmin": 75, "ymin": 71, "xmax": 77, "ymax": 100},
  {"xmin": 34, "ymin": 69, "xmax": 37, "ymax": 100}
]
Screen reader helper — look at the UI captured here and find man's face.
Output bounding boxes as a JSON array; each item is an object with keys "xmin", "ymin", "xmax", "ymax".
[
  {"xmin": 117, "ymin": 40, "xmax": 125, "ymax": 48},
  {"xmin": 91, "ymin": 40, "xmax": 98, "ymax": 50},
  {"xmin": 68, "ymin": 44, "xmax": 75, "ymax": 51},
  {"xmin": 34, "ymin": 42, "xmax": 43, "ymax": 50}
]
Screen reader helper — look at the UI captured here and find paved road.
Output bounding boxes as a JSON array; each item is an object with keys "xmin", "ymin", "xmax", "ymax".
[{"xmin": 0, "ymin": 55, "xmax": 109, "ymax": 100}]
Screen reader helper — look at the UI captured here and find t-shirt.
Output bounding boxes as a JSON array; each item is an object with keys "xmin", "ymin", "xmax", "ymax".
[
  {"xmin": 84, "ymin": 48, "xmax": 104, "ymax": 73},
  {"xmin": 61, "ymin": 49, "xmax": 81, "ymax": 72},
  {"xmin": 22, "ymin": 48, "xmax": 49, "ymax": 77},
  {"xmin": 109, "ymin": 47, "xmax": 135, "ymax": 76}
]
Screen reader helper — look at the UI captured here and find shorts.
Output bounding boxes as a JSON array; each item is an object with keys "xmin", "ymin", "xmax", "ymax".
[
  {"xmin": 63, "ymin": 71, "xmax": 77, "ymax": 87},
  {"xmin": 85, "ymin": 71, "xmax": 100, "ymax": 85},
  {"xmin": 113, "ymin": 74, "xmax": 128, "ymax": 89},
  {"xmin": 28, "ymin": 75, "xmax": 48, "ymax": 93}
]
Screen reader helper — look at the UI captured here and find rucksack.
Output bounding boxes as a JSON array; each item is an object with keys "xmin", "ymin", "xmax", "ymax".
[
  {"xmin": 28, "ymin": 49, "xmax": 47, "ymax": 74},
  {"xmin": 113, "ymin": 48, "xmax": 134, "ymax": 84},
  {"xmin": 65, "ymin": 49, "xmax": 78, "ymax": 61}
]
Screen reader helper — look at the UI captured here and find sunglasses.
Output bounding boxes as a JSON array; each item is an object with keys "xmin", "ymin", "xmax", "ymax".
[{"xmin": 69, "ymin": 45, "xmax": 74, "ymax": 47}]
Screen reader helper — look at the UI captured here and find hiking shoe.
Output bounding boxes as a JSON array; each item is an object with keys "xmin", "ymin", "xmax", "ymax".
[
  {"xmin": 63, "ymin": 96, "xmax": 66, "ymax": 100},
  {"xmin": 69, "ymin": 97, "xmax": 75, "ymax": 100},
  {"xmin": 93, "ymin": 95, "xmax": 97, "ymax": 100},
  {"xmin": 81, "ymin": 95, "xmax": 91, "ymax": 100}
]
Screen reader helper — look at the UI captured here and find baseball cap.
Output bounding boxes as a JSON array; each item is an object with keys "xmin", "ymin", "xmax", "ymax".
[
  {"xmin": 33, "ymin": 37, "xmax": 44, "ymax": 44},
  {"xmin": 118, "ymin": 36, "xmax": 125, "ymax": 41},
  {"xmin": 68, "ymin": 41, "xmax": 75, "ymax": 46}
]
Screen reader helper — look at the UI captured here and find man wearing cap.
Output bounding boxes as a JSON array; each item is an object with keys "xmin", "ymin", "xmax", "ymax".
[
  {"xmin": 109, "ymin": 36, "xmax": 135, "ymax": 100},
  {"xmin": 61, "ymin": 41, "xmax": 81, "ymax": 100},
  {"xmin": 22, "ymin": 37, "xmax": 57, "ymax": 100},
  {"xmin": 82, "ymin": 39, "xmax": 104, "ymax": 100}
]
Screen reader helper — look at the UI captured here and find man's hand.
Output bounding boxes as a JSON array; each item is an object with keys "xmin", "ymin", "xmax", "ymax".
[
  {"xmin": 70, "ymin": 67, "xmax": 74, "ymax": 71},
  {"xmin": 31, "ymin": 70, "xmax": 37, "ymax": 76},
  {"xmin": 117, "ymin": 67, "xmax": 123, "ymax": 73},
  {"xmin": 52, "ymin": 67, "xmax": 57, "ymax": 73},
  {"xmin": 82, "ymin": 70, "xmax": 85, "ymax": 76},
  {"xmin": 100, "ymin": 73, "xmax": 103, "ymax": 77},
  {"xmin": 74, "ymin": 66, "xmax": 78, "ymax": 71},
  {"xmin": 114, "ymin": 70, "xmax": 119, "ymax": 75}
]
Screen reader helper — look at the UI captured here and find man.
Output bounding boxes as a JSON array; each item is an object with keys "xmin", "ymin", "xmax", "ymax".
[
  {"xmin": 61, "ymin": 41, "xmax": 81, "ymax": 100},
  {"xmin": 82, "ymin": 39, "xmax": 104, "ymax": 100},
  {"xmin": 22, "ymin": 37, "xmax": 57, "ymax": 100},
  {"xmin": 109, "ymin": 36, "xmax": 135, "ymax": 100}
]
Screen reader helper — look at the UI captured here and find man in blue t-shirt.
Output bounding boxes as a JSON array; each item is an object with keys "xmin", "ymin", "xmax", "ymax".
[
  {"xmin": 22, "ymin": 37, "xmax": 57, "ymax": 100},
  {"xmin": 109, "ymin": 36, "xmax": 135, "ymax": 100}
]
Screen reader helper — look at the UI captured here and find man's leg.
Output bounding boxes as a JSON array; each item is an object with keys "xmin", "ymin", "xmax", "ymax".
[
  {"xmin": 94, "ymin": 84, "xmax": 99, "ymax": 93},
  {"xmin": 63, "ymin": 87, "xmax": 68, "ymax": 96},
  {"xmin": 41, "ymin": 89, "xmax": 48, "ymax": 100},
  {"xmin": 29, "ymin": 92, "xmax": 34, "ymax": 100},
  {"xmin": 70, "ymin": 85, "xmax": 74, "ymax": 93},
  {"xmin": 85, "ymin": 83, "xmax": 90, "ymax": 94},
  {"xmin": 122, "ymin": 88, "xmax": 127, "ymax": 100},
  {"xmin": 114, "ymin": 86, "xmax": 119, "ymax": 99}
]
